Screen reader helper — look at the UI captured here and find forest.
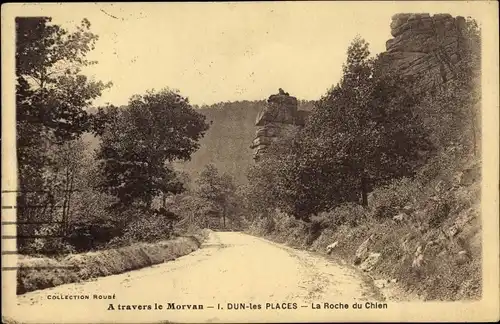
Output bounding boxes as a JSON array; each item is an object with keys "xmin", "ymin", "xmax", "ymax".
[{"xmin": 15, "ymin": 15, "xmax": 482, "ymax": 300}]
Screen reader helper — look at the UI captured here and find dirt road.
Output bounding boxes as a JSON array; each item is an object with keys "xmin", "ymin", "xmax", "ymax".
[{"xmin": 10, "ymin": 231, "xmax": 387, "ymax": 323}]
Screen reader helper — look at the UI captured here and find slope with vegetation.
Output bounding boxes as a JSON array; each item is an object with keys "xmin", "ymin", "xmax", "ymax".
[
  {"xmin": 175, "ymin": 100, "xmax": 315, "ymax": 185},
  {"xmin": 14, "ymin": 13, "xmax": 482, "ymax": 302},
  {"xmin": 244, "ymin": 14, "xmax": 481, "ymax": 301},
  {"xmin": 14, "ymin": 17, "xmax": 243, "ymax": 293}
]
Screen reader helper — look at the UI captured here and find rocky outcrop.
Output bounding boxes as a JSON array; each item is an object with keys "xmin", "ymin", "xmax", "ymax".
[
  {"xmin": 252, "ymin": 14, "xmax": 469, "ymax": 161},
  {"xmin": 360, "ymin": 252, "xmax": 381, "ymax": 272},
  {"xmin": 326, "ymin": 241, "xmax": 339, "ymax": 254},
  {"xmin": 380, "ymin": 13, "xmax": 467, "ymax": 90},
  {"xmin": 353, "ymin": 234, "xmax": 375, "ymax": 265},
  {"xmin": 251, "ymin": 89, "xmax": 309, "ymax": 161}
]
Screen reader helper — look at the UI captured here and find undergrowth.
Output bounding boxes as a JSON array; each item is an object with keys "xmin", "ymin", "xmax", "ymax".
[{"xmin": 247, "ymin": 156, "xmax": 481, "ymax": 301}]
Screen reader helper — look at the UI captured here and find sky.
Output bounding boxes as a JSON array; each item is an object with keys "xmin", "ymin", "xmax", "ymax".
[{"xmin": 16, "ymin": 2, "xmax": 488, "ymax": 106}]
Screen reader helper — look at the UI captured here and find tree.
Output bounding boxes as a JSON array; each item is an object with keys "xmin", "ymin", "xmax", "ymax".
[
  {"xmin": 16, "ymin": 17, "xmax": 111, "ymax": 196},
  {"xmin": 15, "ymin": 17, "xmax": 111, "ymax": 251},
  {"xmin": 195, "ymin": 164, "xmax": 239, "ymax": 229},
  {"xmin": 301, "ymin": 38, "xmax": 433, "ymax": 209},
  {"xmin": 15, "ymin": 16, "xmax": 110, "ymax": 182},
  {"xmin": 47, "ymin": 139, "xmax": 87, "ymax": 233},
  {"xmin": 246, "ymin": 38, "xmax": 433, "ymax": 221},
  {"xmin": 244, "ymin": 157, "xmax": 281, "ymax": 220},
  {"xmin": 16, "ymin": 17, "xmax": 111, "ymax": 144},
  {"xmin": 167, "ymin": 193, "xmax": 218, "ymax": 230},
  {"xmin": 97, "ymin": 89, "xmax": 210, "ymax": 209}
]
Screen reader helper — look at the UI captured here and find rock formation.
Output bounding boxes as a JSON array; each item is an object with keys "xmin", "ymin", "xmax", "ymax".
[
  {"xmin": 252, "ymin": 14, "xmax": 470, "ymax": 161},
  {"xmin": 251, "ymin": 90, "xmax": 308, "ymax": 161},
  {"xmin": 379, "ymin": 13, "xmax": 468, "ymax": 90}
]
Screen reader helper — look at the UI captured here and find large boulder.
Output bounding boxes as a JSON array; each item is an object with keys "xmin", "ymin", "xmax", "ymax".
[
  {"xmin": 353, "ymin": 234, "xmax": 375, "ymax": 265},
  {"xmin": 252, "ymin": 89, "xmax": 308, "ymax": 161},
  {"xmin": 255, "ymin": 92, "xmax": 299, "ymax": 126},
  {"xmin": 359, "ymin": 252, "xmax": 381, "ymax": 272},
  {"xmin": 380, "ymin": 13, "xmax": 468, "ymax": 91},
  {"xmin": 326, "ymin": 241, "xmax": 339, "ymax": 254}
]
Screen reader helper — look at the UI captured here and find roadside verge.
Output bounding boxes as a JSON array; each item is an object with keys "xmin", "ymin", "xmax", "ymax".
[{"xmin": 17, "ymin": 229, "xmax": 211, "ymax": 294}]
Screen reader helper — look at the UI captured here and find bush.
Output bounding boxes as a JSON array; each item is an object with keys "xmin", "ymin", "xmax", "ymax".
[
  {"xmin": 415, "ymin": 145, "xmax": 468, "ymax": 187},
  {"xmin": 305, "ymin": 220, "xmax": 323, "ymax": 245},
  {"xmin": 107, "ymin": 208, "xmax": 178, "ymax": 247},
  {"xmin": 311, "ymin": 203, "xmax": 368, "ymax": 230},
  {"xmin": 368, "ymin": 177, "xmax": 422, "ymax": 219},
  {"xmin": 262, "ymin": 216, "xmax": 276, "ymax": 234},
  {"xmin": 426, "ymin": 199, "xmax": 451, "ymax": 228},
  {"xmin": 23, "ymin": 224, "xmax": 76, "ymax": 256},
  {"xmin": 64, "ymin": 221, "xmax": 122, "ymax": 252},
  {"xmin": 246, "ymin": 215, "xmax": 276, "ymax": 236}
]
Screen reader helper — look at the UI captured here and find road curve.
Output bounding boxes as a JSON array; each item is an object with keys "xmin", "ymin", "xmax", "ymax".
[{"xmin": 10, "ymin": 231, "xmax": 386, "ymax": 323}]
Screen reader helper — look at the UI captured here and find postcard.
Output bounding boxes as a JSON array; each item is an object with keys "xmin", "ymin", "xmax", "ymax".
[{"xmin": 1, "ymin": 2, "xmax": 499, "ymax": 323}]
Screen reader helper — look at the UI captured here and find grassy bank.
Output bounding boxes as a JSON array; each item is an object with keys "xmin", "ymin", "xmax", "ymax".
[
  {"xmin": 247, "ymin": 157, "xmax": 481, "ymax": 301},
  {"xmin": 17, "ymin": 229, "xmax": 210, "ymax": 294}
]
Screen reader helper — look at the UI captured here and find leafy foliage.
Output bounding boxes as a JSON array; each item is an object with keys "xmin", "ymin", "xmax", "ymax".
[
  {"xmin": 15, "ymin": 17, "xmax": 210, "ymax": 253},
  {"xmin": 15, "ymin": 17, "xmax": 112, "ymax": 252},
  {"xmin": 195, "ymin": 164, "xmax": 242, "ymax": 229},
  {"xmin": 168, "ymin": 193, "xmax": 219, "ymax": 230},
  {"xmin": 16, "ymin": 17, "xmax": 111, "ymax": 145},
  {"xmin": 177, "ymin": 100, "xmax": 315, "ymax": 185},
  {"xmin": 302, "ymin": 38, "xmax": 433, "ymax": 209},
  {"xmin": 245, "ymin": 37, "xmax": 434, "ymax": 221},
  {"xmin": 97, "ymin": 89, "xmax": 210, "ymax": 208}
]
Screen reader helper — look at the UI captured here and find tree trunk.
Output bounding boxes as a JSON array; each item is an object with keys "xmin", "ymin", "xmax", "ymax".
[
  {"xmin": 61, "ymin": 167, "xmax": 71, "ymax": 236},
  {"xmin": 222, "ymin": 205, "xmax": 226, "ymax": 229},
  {"xmin": 360, "ymin": 174, "xmax": 368, "ymax": 207},
  {"xmin": 65, "ymin": 172, "xmax": 75, "ymax": 235}
]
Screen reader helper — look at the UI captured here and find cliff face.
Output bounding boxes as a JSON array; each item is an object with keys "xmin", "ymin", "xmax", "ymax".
[
  {"xmin": 380, "ymin": 13, "xmax": 467, "ymax": 90},
  {"xmin": 251, "ymin": 90, "xmax": 309, "ymax": 161}
]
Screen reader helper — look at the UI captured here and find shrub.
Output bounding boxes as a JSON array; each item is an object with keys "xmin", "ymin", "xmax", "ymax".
[
  {"xmin": 107, "ymin": 208, "xmax": 178, "ymax": 247},
  {"xmin": 65, "ymin": 221, "xmax": 122, "ymax": 252},
  {"xmin": 252, "ymin": 216, "xmax": 276, "ymax": 235},
  {"xmin": 311, "ymin": 202, "xmax": 368, "ymax": 230},
  {"xmin": 426, "ymin": 199, "xmax": 451, "ymax": 228},
  {"xmin": 24, "ymin": 224, "xmax": 76, "ymax": 256},
  {"xmin": 368, "ymin": 177, "xmax": 422, "ymax": 219},
  {"xmin": 415, "ymin": 145, "xmax": 468, "ymax": 187},
  {"xmin": 305, "ymin": 220, "xmax": 323, "ymax": 246}
]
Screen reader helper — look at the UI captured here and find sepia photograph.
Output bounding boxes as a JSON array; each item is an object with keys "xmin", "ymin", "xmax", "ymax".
[{"xmin": 1, "ymin": 2, "xmax": 499, "ymax": 323}]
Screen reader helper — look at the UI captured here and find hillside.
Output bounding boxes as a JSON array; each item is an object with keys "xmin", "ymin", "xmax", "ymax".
[
  {"xmin": 84, "ymin": 100, "xmax": 314, "ymax": 185},
  {"xmin": 248, "ymin": 154, "xmax": 482, "ymax": 301},
  {"xmin": 174, "ymin": 100, "xmax": 315, "ymax": 184},
  {"xmin": 244, "ymin": 13, "xmax": 483, "ymax": 301}
]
